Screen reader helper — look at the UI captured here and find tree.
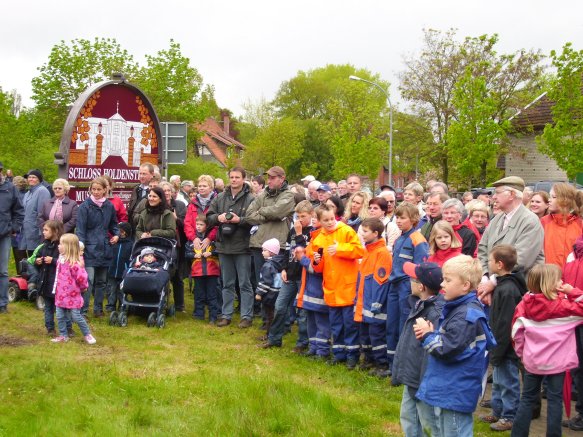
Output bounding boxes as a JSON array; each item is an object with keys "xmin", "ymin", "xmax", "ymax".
[
  {"xmin": 446, "ymin": 67, "xmax": 508, "ymax": 187},
  {"xmin": 538, "ymin": 43, "xmax": 583, "ymax": 179},
  {"xmin": 272, "ymin": 64, "xmax": 391, "ymax": 181},
  {"xmin": 400, "ymin": 29, "xmax": 544, "ymax": 184},
  {"xmin": 243, "ymin": 118, "xmax": 305, "ymax": 176},
  {"xmin": 31, "ymin": 38, "xmax": 138, "ymax": 112}
]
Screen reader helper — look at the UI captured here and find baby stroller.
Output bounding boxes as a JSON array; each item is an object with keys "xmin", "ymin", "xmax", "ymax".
[{"xmin": 110, "ymin": 237, "xmax": 177, "ymax": 328}]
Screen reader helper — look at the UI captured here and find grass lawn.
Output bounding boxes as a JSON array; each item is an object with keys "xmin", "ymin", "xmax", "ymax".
[{"xmin": 0, "ymin": 261, "xmax": 500, "ymax": 436}]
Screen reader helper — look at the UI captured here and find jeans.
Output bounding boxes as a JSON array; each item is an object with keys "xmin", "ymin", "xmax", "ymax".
[
  {"xmin": 491, "ymin": 358, "xmax": 520, "ymax": 420},
  {"xmin": 0, "ymin": 235, "xmax": 11, "ymax": 308},
  {"xmin": 219, "ymin": 253, "xmax": 253, "ymax": 321},
  {"xmin": 417, "ymin": 399, "xmax": 441, "ymax": 437},
  {"xmin": 296, "ymin": 308, "xmax": 308, "ymax": 347},
  {"xmin": 268, "ymin": 279, "xmax": 301, "ymax": 346},
  {"xmin": 44, "ymin": 296, "xmax": 72, "ymax": 332},
  {"xmin": 401, "ymin": 386, "xmax": 424, "ymax": 437},
  {"xmin": 83, "ymin": 266, "xmax": 108, "ymax": 315},
  {"xmin": 511, "ymin": 371, "xmax": 564, "ymax": 437},
  {"xmin": 422, "ymin": 406, "xmax": 472, "ymax": 437},
  {"xmin": 193, "ymin": 275, "xmax": 219, "ymax": 321},
  {"xmin": 106, "ymin": 277, "xmax": 123, "ymax": 312},
  {"xmin": 171, "ymin": 270, "xmax": 185, "ymax": 311},
  {"xmin": 56, "ymin": 307, "xmax": 90, "ymax": 337}
]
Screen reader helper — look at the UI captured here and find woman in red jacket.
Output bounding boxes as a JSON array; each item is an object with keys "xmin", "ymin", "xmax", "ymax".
[{"xmin": 541, "ymin": 183, "xmax": 583, "ymax": 268}]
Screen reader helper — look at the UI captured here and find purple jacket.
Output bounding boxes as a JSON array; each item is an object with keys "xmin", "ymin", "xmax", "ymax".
[{"xmin": 38, "ymin": 196, "xmax": 79, "ymax": 233}]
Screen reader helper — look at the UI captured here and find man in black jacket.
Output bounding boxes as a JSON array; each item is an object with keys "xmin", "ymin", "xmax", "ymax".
[
  {"xmin": 127, "ymin": 163, "xmax": 154, "ymax": 230},
  {"xmin": 206, "ymin": 167, "xmax": 255, "ymax": 328},
  {"xmin": 0, "ymin": 162, "xmax": 24, "ymax": 313}
]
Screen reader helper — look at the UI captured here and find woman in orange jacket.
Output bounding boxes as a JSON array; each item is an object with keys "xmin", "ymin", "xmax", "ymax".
[
  {"xmin": 311, "ymin": 203, "xmax": 364, "ymax": 368},
  {"xmin": 541, "ymin": 183, "xmax": 583, "ymax": 268}
]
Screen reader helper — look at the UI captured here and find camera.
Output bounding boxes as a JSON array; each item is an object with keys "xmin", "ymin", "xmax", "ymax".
[{"xmin": 225, "ymin": 211, "xmax": 234, "ymax": 221}]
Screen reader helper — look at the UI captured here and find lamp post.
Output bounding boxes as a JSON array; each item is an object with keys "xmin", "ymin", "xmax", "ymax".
[{"xmin": 349, "ymin": 75, "xmax": 393, "ymax": 187}]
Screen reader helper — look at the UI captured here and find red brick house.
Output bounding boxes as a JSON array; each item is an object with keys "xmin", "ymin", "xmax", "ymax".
[{"xmin": 196, "ymin": 114, "xmax": 245, "ymax": 168}]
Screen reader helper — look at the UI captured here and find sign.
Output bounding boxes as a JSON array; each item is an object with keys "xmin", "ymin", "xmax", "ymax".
[
  {"xmin": 56, "ymin": 78, "xmax": 162, "ymax": 188},
  {"xmin": 161, "ymin": 122, "xmax": 188, "ymax": 165}
]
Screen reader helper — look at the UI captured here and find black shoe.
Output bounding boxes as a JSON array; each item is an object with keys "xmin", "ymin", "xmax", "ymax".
[
  {"xmin": 359, "ymin": 361, "xmax": 376, "ymax": 371},
  {"xmin": 346, "ymin": 358, "xmax": 358, "ymax": 370},
  {"xmin": 258, "ymin": 342, "xmax": 281, "ymax": 349},
  {"xmin": 569, "ymin": 414, "xmax": 583, "ymax": 431},
  {"xmin": 326, "ymin": 357, "xmax": 346, "ymax": 366},
  {"xmin": 370, "ymin": 366, "xmax": 391, "ymax": 378},
  {"xmin": 67, "ymin": 328, "xmax": 75, "ymax": 337},
  {"xmin": 480, "ymin": 399, "xmax": 492, "ymax": 409},
  {"xmin": 0, "ymin": 306, "xmax": 7, "ymax": 314}
]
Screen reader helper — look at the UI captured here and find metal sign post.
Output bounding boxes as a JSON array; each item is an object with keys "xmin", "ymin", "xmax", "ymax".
[{"xmin": 161, "ymin": 122, "xmax": 188, "ymax": 180}]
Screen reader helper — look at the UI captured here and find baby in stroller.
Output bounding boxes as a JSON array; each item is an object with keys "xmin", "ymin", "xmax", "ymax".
[{"xmin": 134, "ymin": 248, "xmax": 162, "ymax": 270}]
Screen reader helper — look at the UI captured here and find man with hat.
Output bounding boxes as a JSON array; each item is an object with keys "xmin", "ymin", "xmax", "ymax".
[
  {"xmin": 20, "ymin": 169, "xmax": 50, "ymax": 257},
  {"xmin": 316, "ymin": 183, "xmax": 332, "ymax": 204},
  {"xmin": 477, "ymin": 176, "xmax": 544, "ymax": 304},
  {"xmin": 177, "ymin": 180, "xmax": 193, "ymax": 206},
  {"xmin": 0, "ymin": 162, "xmax": 24, "ymax": 313},
  {"xmin": 301, "ymin": 175, "xmax": 316, "ymax": 188},
  {"xmin": 246, "ymin": 166, "xmax": 295, "ymax": 328}
]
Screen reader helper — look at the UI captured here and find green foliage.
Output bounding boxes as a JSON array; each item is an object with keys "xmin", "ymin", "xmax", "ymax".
[
  {"xmin": 167, "ymin": 153, "xmax": 226, "ymax": 181},
  {"xmin": 538, "ymin": 43, "xmax": 583, "ymax": 179},
  {"xmin": 31, "ymin": 38, "xmax": 138, "ymax": 112},
  {"xmin": 447, "ymin": 68, "xmax": 509, "ymax": 187},
  {"xmin": 400, "ymin": 29, "xmax": 544, "ymax": 184},
  {"xmin": 390, "ymin": 112, "xmax": 435, "ymax": 178},
  {"xmin": 244, "ymin": 118, "xmax": 305, "ymax": 177}
]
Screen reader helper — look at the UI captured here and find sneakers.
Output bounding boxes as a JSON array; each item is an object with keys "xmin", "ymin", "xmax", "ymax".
[
  {"xmin": 216, "ymin": 318, "xmax": 231, "ymax": 327},
  {"xmin": 479, "ymin": 415, "xmax": 500, "ymax": 424},
  {"xmin": 564, "ymin": 414, "xmax": 583, "ymax": 431},
  {"xmin": 84, "ymin": 334, "xmax": 97, "ymax": 345},
  {"xmin": 51, "ymin": 336, "xmax": 69, "ymax": 343},
  {"xmin": 490, "ymin": 418, "xmax": 513, "ymax": 432},
  {"xmin": 238, "ymin": 319, "xmax": 252, "ymax": 329}
]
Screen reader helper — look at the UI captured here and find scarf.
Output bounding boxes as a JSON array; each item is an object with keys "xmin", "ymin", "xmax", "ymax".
[
  {"xmin": 90, "ymin": 195, "xmax": 106, "ymax": 207},
  {"xmin": 197, "ymin": 193, "xmax": 212, "ymax": 210},
  {"xmin": 49, "ymin": 197, "xmax": 64, "ymax": 221},
  {"xmin": 346, "ymin": 215, "xmax": 362, "ymax": 230},
  {"xmin": 428, "ymin": 247, "xmax": 462, "ymax": 267}
]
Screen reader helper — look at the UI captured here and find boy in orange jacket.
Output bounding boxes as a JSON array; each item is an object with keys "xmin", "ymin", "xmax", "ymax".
[
  {"xmin": 311, "ymin": 203, "xmax": 364, "ymax": 369},
  {"xmin": 354, "ymin": 218, "xmax": 393, "ymax": 374}
]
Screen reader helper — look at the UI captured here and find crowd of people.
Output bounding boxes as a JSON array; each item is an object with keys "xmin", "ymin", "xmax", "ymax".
[{"xmin": 1, "ymin": 159, "xmax": 583, "ymax": 436}]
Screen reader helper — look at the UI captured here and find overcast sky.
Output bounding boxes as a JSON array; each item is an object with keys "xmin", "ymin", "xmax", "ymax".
[{"xmin": 1, "ymin": 0, "xmax": 582, "ymax": 117}]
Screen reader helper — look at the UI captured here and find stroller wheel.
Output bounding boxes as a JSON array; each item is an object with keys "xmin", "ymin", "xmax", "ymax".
[
  {"xmin": 35, "ymin": 295, "xmax": 45, "ymax": 311},
  {"xmin": 166, "ymin": 304, "xmax": 176, "ymax": 317},
  {"xmin": 147, "ymin": 312, "xmax": 157, "ymax": 327},
  {"xmin": 109, "ymin": 311, "xmax": 119, "ymax": 326},
  {"xmin": 156, "ymin": 314, "xmax": 166, "ymax": 329},
  {"xmin": 119, "ymin": 312, "xmax": 128, "ymax": 327}
]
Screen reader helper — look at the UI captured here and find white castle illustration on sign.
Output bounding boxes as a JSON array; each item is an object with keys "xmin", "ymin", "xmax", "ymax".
[{"xmin": 75, "ymin": 104, "xmax": 150, "ymax": 166}]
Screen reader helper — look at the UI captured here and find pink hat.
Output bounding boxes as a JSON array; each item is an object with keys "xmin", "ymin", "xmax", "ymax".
[{"xmin": 262, "ymin": 238, "xmax": 281, "ymax": 255}]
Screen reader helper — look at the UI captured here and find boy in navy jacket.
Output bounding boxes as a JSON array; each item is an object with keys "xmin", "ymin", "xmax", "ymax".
[{"xmin": 392, "ymin": 262, "xmax": 444, "ymax": 437}]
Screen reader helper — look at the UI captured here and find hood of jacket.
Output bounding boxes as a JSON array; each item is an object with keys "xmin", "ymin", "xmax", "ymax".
[
  {"xmin": 264, "ymin": 180, "xmax": 289, "ymax": 197},
  {"xmin": 225, "ymin": 182, "xmax": 251, "ymax": 201},
  {"xmin": 573, "ymin": 236, "xmax": 583, "ymax": 259},
  {"xmin": 269, "ymin": 253, "xmax": 287, "ymax": 270},
  {"xmin": 497, "ymin": 270, "xmax": 527, "ymax": 296}
]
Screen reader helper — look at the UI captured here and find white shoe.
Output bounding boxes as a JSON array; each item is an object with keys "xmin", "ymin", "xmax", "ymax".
[
  {"xmin": 84, "ymin": 334, "xmax": 96, "ymax": 344},
  {"xmin": 51, "ymin": 336, "xmax": 69, "ymax": 343}
]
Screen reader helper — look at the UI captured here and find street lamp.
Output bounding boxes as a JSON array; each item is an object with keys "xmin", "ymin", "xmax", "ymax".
[{"xmin": 349, "ymin": 75, "xmax": 393, "ymax": 187}]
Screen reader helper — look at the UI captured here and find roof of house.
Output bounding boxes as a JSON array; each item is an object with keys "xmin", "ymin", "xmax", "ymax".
[
  {"xmin": 196, "ymin": 118, "xmax": 245, "ymax": 166},
  {"xmin": 509, "ymin": 92, "xmax": 554, "ymax": 131}
]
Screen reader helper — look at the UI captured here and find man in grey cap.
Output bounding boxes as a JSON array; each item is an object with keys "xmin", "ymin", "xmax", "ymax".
[
  {"xmin": 0, "ymin": 162, "xmax": 24, "ymax": 313},
  {"xmin": 477, "ymin": 176, "xmax": 544, "ymax": 304}
]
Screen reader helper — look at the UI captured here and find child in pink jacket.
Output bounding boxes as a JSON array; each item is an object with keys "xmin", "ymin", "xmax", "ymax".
[
  {"xmin": 511, "ymin": 263, "xmax": 583, "ymax": 436},
  {"xmin": 51, "ymin": 234, "xmax": 95, "ymax": 345}
]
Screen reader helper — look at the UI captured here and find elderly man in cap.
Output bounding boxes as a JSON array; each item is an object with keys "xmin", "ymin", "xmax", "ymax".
[
  {"xmin": 317, "ymin": 183, "xmax": 332, "ymax": 204},
  {"xmin": 477, "ymin": 176, "xmax": 544, "ymax": 304},
  {"xmin": 177, "ymin": 180, "xmax": 193, "ymax": 206},
  {"xmin": 0, "ymin": 162, "xmax": 24, "ymax": 313},
  {"xmin": 246, "ymin": 166, "xmax": 295, "ymax": 328}
]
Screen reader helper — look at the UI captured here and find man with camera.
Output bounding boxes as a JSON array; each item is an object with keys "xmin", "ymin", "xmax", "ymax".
[{"xmin": 206, "ymin": 166, "xmax": 255, "ymax": 328}]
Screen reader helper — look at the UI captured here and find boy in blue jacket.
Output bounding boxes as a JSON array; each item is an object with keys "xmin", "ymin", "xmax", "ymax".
[
  {"xmin": 392, "ymin": 262, "xmax": 444, "ymax": 437},
  {"xmin": 386, "ymin": 202, "xmax": 429, "ymax": 373},
  {"xmin": 106, "ymin": 222, "xmax": 133, "ymax": 312},
  {"xmin": 414, "ymin": 255, "xmax": 496, "ymax": 437}
]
